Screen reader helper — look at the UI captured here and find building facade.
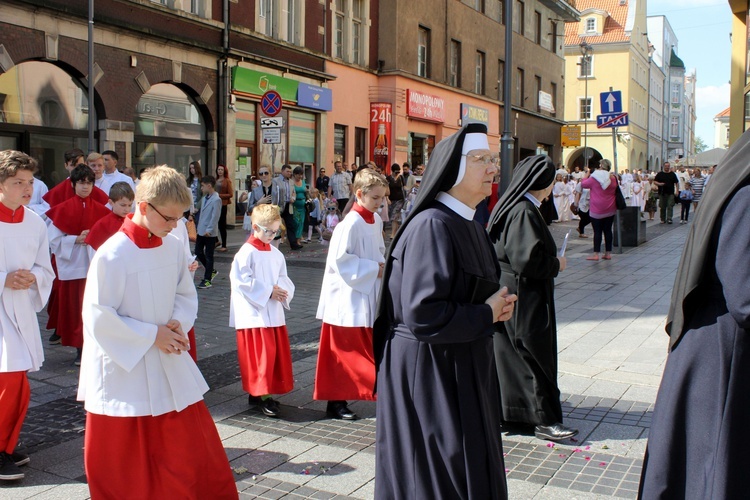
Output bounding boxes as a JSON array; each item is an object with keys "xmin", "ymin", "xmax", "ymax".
[
  {"xmin": 727, "ymin": 0, "xmax": 749, "ymax": 144},
  {"xmin": 562, "ymin": 0, "xmax": 651, "ymax": 173}
]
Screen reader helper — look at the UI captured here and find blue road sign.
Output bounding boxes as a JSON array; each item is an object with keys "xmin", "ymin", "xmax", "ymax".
[
  {"xmin": 597, "ymin": 112, "xmax": 629, "ymax": 129},
  {"xmin": 600, "ymin": 91, "xmax": 622, "ymax": 114},
  {"xmin": 261, "ymin": 90, "xmax": 282, "ymax": 117}
]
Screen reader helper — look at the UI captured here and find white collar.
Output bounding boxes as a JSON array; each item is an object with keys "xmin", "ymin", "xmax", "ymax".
[
  {"xmin": 524, "ymin": 192, "xmax": 542, "ymax": 207},
  {"xmin": 436, "ymin": 192, "xmax": 475, "ymax": 220}
]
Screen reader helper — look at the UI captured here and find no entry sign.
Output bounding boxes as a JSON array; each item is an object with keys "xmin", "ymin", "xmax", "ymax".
[{"xmin": 260, "ymin": 90, "xmax": 282, "ymax": 117}]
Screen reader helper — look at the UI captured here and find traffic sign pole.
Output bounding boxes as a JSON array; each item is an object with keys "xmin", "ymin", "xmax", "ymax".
[{"xmin": 610, "ymin": 87, "xmax": 622, "ymax": 254}]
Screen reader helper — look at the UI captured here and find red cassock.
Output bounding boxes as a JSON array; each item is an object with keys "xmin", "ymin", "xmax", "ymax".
[
  {"xmin": 43, "ymin": 178, "xmax": 109, "ymax": 207},
  {"xmin": 313, "ymin": 323, "xmax": 377, "ymax": 401},
  {"xmin": 84, "ymin": 212, "xmax": 125, "ymax": 250},
  {"xmin": 236, "ymin": 327, "xmax": 293, "ymax": 396},
  {"xmin": 46, "ymin": 256, "xmax": 59, "ymax": 330},
  {"xmin": 46, "ymin": 195, "xmax": 110, "ymax": 348},
  {"xmin": 187, "ymin": 327, "xmax": 197, "ymax": 362},
  {"xmin": 85, "ymin": 402, "xmax": 238, "ymax": 500},
  {"xmin": 0, "ymin": 372, "xmax": 30, "ymax": 454}
]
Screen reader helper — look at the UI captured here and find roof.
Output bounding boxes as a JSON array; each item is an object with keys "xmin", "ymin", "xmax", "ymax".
[
  {"xmin": 694, "ymin": 148, "xmax": 727, "ymax": 167},
  {"xmin": 715, "ymin": 107, "xmax": 730, "ymax": 119},
  {"xmin": 670, "ymin": 49, "xmax": 685, "ymax": 68},
  {"xmin": 564, "ymin": 0, "xmax": 630, "ymax": 46}
]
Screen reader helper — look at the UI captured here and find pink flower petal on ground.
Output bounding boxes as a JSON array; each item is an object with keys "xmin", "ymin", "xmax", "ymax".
[
  {"xmin": 546, "ymin": 443, "xmax": 555, "ymax": 448},
  {"xmin": 505, "ymin": 468, "xmax": 510, "ymax": 473},
  {"xmin": 503, "ymin": 453, "xmax": 508, "ymax": 457},
  {"xmin": 584, "ymin": 456, "xmax": 591, "ymax": 461},
  {"xmin": 559, "ymin": 454, "xmax": 567, "ymax": 458},
  {"xmin": 573, "ymin": 448, "xmax": 582, "ymax": 453},
  {"xmin": 585, "ymin": 446, "xmax": 591, "ymax": 451},
  {"xmin": 599, "ymin": 462, "xmax": 607, "ymax": 467}
]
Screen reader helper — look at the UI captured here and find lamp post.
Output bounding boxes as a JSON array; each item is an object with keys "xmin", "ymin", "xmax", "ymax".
[{"xmin": 579, "ymin": 42, "xmax": 593, "ymax": 169}]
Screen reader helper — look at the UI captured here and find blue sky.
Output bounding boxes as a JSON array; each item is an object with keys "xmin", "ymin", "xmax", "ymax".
[{"xmin": 647, "ymin": 0, "xmax": 732, "ymax": 148}]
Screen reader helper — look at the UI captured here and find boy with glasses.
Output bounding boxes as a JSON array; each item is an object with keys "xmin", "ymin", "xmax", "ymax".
[
  {"xmin": 230, "ymin": 204, "xmax": 295, "ymax": 418},
  {"xmin": 195, "ymin": 176, "xmax": 221, "ymax": 289}
]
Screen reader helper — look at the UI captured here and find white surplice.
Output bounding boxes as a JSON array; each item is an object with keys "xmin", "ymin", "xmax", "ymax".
[
  {"xmin": 0, "ymin": 209, "xmax": 54, "ymax": 372},
  {"xmin": 316, "ymin": 210, "xmax": 385, "ymax": 327},
  {"xmin": 78, "ymin": 231, "xmax": 206, "ymax": 417},
  {"xmin": 229, "ymin": 242, "xmax": 295, "ymax": 329},
  {"xmin": 48, "ymin": 223, "xmax": 92, "ymax": 281}
]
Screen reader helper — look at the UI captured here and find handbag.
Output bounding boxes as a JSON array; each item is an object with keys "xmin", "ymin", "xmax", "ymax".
[
  {"xmin": 615, "ymin": 186, "xmax": 627, "ymax": 210},
  {"xmin": 186, "ymin": 219, "xmax": 197, "ymax": 242}
]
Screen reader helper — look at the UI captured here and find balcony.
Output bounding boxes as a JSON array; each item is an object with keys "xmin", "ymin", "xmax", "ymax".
[{"xmin": 538, "ymin": 0, "xmax": 580, "ymax": 22}]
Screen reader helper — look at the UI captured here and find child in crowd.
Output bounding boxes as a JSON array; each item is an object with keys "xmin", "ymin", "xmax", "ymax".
[
  {"xmin": 321, "ymin": 202, "xmax": 341, "ymax": 241},
  {"xmin": 305, "ymin": 188, "xmax": 323, "ymax": 243},
  {"xmin": 78, "ymin": 165, "xmax": 237, "ymax": 499},
  {"xmin": 0, "ymin": 151, "xmax": 54, "ymax": 482},
  {"xmin": 314, "ymin": 168, "xmax": 387, "ymax": 420},
  {"xmin": 195, "ymin": 175, "xmax": 222, "ymax": 289},
  {"xmin": 173, "ymin": 209, "xmax": 200, "ymax": 361},
  {"xmin": 229, "ymin": 204, "xmax": 295, "ymax": 418},
  {"xmin": 84, "ymin": 181, "xmax": 135, "ymax": 254},
  {"xmin": 46, "ymin": 164, "xmax": 110, "ymax": 365},
  {"xmin": 679, "ymin": 181, "xmax": 694, "ymax": 224}
]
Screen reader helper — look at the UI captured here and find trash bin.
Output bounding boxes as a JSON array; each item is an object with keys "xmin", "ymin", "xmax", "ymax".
[{"xmin": 613, "ymin": 207, "xmax": 647, "ymax": 246}]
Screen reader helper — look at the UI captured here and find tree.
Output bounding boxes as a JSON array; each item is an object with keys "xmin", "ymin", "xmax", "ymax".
[{"xmin": 694, "ymin": 136, "xmax": 708, "ymax": 154}]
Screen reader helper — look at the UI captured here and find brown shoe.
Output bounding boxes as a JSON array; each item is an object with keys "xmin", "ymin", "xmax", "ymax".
[{"xmin": 217, "ymin": 247, "xmax": 228, "ymax": 253}]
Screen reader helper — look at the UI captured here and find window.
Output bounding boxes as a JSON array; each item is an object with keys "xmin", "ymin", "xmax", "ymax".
[
  {"xmin": 450, "ymin": 40, "xmax": 462, "ymax": 87},
  {"xmin": 475, "ymin": 51, "xmax": 485, "ymax": 94},
  {"xmin": 579, "ymin": 97, "xmax": 592, "ymax": 120},
  {"xmin": 473, "ymin": 0, "xmax": 485, "ymax": 12},
  {"xmin": 534, "ymin": 11, "xmax": 542, "ymax": 45},
  {"xmin": 670, "ymin": 116, "xmax": 680, "ymax": 137},
  {"xmin": 497, "ymin": 59, "xmax": 505, "ymax": 101},
  {"xmin": 150, "ymin": 0, "xmax": 209, "ymax": 18},
  {"xmin": 550, "ymin": 82, "xmax": 557, "ymax": 116},
  {"xmin": 257, "ymin": 0, "xmax": 302, "ymax": 45},
  {"xmin": 332, "ymin": 0, "xmax": 369, "ymax": 65},
  {"xmin": 578, "ymin": 55, "xmax": 593, "ymax": 78},
  {"xmin": 671, "ymin": 83, "xmax": 681, "ymax": 104},
  {"xmin": 585, "ymin": 17, "xmax": 596, "ymax": 33},
  {"xmin": 549, "ymin": 20, "xmax": 557, "ymax": 53},
  {"xmin": 515, "ymin": 0, "xmax": 525, "ymax": 35},
  {"xmin": 334, "ymin": 124, "xmax": 347, "ymax": 160},
  {"xmin": 418, "ymin": 26, "xmax": 431, "ymax": 78},
  {"xmin": 534, "ymin": 75, "xmax": 541, "ymax": 112},
  {"xmin": 515, "ymin": 67, "xmax": 524, "ymax": 106}
]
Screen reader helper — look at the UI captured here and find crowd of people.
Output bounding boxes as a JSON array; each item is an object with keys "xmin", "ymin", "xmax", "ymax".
[{"xmin": 0, "ymin": 127, "xmax": 739, "ymax": 499}]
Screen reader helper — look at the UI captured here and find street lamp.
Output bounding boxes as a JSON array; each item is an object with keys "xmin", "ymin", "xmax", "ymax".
[{"xmin": 579, "ymin": 41, "xmax": 593, "ymax": 169}]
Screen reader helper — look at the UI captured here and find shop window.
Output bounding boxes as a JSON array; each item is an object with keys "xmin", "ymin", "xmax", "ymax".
[
  {"xmin": 475, "ymin": 51, "xmax": 485, "ymax": 95},
  {"xmin": 235, "ymin": 101, "xmax": 256, "ymax": 142},
  {"xmin": 579, "ymin": 97, "xmax": 591, "ymax": 120},
  {"xmin": 334, "ymin": 124, "xmax": 347, "ymax": 161},
  {"xmin": 289, "ymin": 110, "xmax": 316, "ymax": 164},
  {"xmin": 134, "ymin": 83, "xmax": 206, "ymax": 178}
]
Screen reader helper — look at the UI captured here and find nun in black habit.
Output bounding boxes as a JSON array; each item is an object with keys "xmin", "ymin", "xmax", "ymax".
[
  {"xmin": 373, "ymin": 123, "xmax": 517, "ymax": 500},
  {"xmin": 486, "ymin": 155, "xmax": 577, "ymax": 442},
  {"xmin": 638, "ymin": 130, "xmax": 750, "ymax": 499}
]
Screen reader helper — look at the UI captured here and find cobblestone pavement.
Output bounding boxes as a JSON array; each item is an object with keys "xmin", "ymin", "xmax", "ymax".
[{"xmin": 1, "ymin": 216, "xmax": 686, "ymax": 499}]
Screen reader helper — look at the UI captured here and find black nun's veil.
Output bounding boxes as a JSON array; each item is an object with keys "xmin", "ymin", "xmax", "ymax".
[
  {"xmin": 487, "ymin": 154, "xmax": 556, "ymax": 242},
  {"xmin": 373, "ymin": 122, "xmax": 487, "ymax": 373},
  {"xmin": 666, "ymin": 128, "xmax": 750, "ymax": 348}
]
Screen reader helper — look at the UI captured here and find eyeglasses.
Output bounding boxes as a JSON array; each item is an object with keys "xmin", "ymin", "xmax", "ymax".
[
  {"xmin": 148, "ymin": 203, "xmax": 180, "ymax": 223},
  {"xmin": 258, "ymin": 172, "xmax": 269, "ymax": 176},
  {"xmin": 255, "ymin": 224, "xmax": 281, "ymax": 237},
  {"xmin": 327, "ymin": 207, "xmax": 337, "ymax": 211},
  {"xmin": 462, "ymin": 154, "xmax": 500, "ymax": 166}
]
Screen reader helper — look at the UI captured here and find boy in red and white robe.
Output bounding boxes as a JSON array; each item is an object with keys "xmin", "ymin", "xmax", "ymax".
[
  {"xmin": 46, "ymin": 164, "xmax": 110, "ymax": 364},
  {"xmin": 0, "ymin": 151, "xmax": 54, "ymax": 482},
  {"xmin": 230, "ymin": 204, "xmax": 295, "ymax": 418},
  {"xmin": 78, "ymin": 166, "xmax": 237, "ymax": 499},
  {"xmin": 84, "ymin": 181, "xmax": 134, "ymax": 254},
  {"xmin": 314, "ymin": 168, "xmax": 388, "ymax": 420}
]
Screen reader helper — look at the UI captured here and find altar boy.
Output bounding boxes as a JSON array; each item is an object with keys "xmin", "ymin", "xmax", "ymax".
[
  {"xmin": 230, "ymin": 204, "xmax": 295, "ymax": 418},
  {"xmin": 78, "ymin": 165, "xmax": 237, "ymax": 499},
  {"xmin": 0, "ymin": 151, "xmax": 53, "ymax": 481}
]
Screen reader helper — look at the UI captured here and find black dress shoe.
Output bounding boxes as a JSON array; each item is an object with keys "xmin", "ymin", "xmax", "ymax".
[
  {"xmin": 534, "ymin": 423, "xmax": 579, "ymax": 442},
  {"xmin": 260, "ymin": 398, "xmax": 280, "ymax": 418},
  {"xmin": 326, "ymin": 401, "xmax": 357, "ymax": 420},
  {"xmin": 248, "ymin": 394, "xmax": 263, "ymax": 406}
]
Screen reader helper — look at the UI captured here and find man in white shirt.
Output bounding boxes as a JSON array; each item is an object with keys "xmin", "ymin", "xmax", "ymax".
[{"xmin": 102, "ymin": 150, "xmax": 136, "ymax": 193}]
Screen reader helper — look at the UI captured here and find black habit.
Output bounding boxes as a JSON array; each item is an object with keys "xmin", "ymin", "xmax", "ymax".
[
  {"xmin": 374, "ymin": 203, "xmax": 506, "ymax": 499},
  {"xmin": 373, "ymin": 123, "xmax": 507, "ymax": 500},
  {"xmin": 639, "ymin": 129, "xmax": 750, "ymax": 499},
  {"xmin": 491, "ymin": 197, "xmax": 562, "ymax": 425}
]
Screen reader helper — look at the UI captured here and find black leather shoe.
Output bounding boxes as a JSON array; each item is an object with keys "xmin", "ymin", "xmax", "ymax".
[
  {"xmin": 248, "ymin": 394, "xmax": 262, "ymax": 406},
  {"xmin": 534, "ymin": 423, "xmax": 578, "ymax": 442},
  {"xmin": 326, "ymin": 402, "xmax": 357, "ymax": 420},
  {"xmin": 260, "ymin": 397, "xmax": 280, "ymax": 418}
]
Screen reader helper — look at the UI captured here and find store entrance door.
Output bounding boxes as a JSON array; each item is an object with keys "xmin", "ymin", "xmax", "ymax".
[{"xmin": 235, "ymin": 142, "xmax": 254, "ymax": 223}]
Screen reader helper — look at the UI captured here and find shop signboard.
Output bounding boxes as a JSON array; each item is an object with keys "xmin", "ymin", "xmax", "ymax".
[
  {"xmin": 231, "ymin": 67, "xmax": 298, "ymax": 102},
  {"xmin": 406, "ymin": 89, "xmax": 445, "ymax": 123},
  {"xmin": 561, "ymin": 125, "xmax": 581, "ymax": 147},
  {"xmin": 460, "ymin": 103, "xmax": 489, "ymax": 126},
  {"xmin": 297, "ymin": 83, "xmax": 333, "ymax": 111},
  {"xmin": 370, "ymin": 103, "xmax": 392, "ymax": 172}
]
